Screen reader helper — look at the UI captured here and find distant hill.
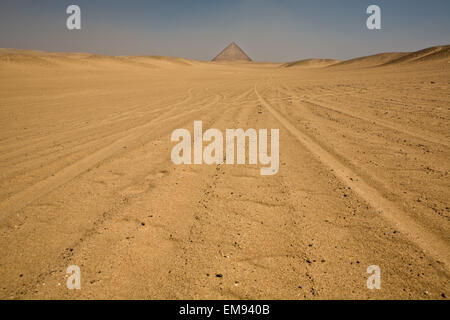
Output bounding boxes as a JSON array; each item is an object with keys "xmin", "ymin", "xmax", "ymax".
[
  {"xmin": 382, "ymin": 45, "xmax": 450, "ymax": 65},
  {"xmin": 329, "ymin": 52, "xmax": 409, "ymax": 69},
  {"xmin": 329, "ymin": 45, "xmax": 449, "ymax": 69},
  {"xmin": 280, "ymin": 45, "xmax": 450, "ymax": 70},
  {"xmin": 281, "ymin": 59, "xmax": 340, "ymax": 68},
  {"xmin": 0, "ymin": 48, "xmax": 197, "ymax": 69}
]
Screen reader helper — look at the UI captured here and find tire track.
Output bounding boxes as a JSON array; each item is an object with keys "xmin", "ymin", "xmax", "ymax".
[
  {"xmin": 255, "ymin": 84, "xmax": 450, "ymax": 270},
  {"xmin": 0, "ymin": 88, "xmax": 197, "ymax": 161},
  {"xmin": 8, "ymin": 87, "xmax": 239, "ymax": 299},
  {"xmin": 0, "ymin": 94, "xmax": 221, "ymax": 220},
  {"xmin": 0, "ymin": 94, "xmax": 213, "ymax": 178},
  {"xmin": 291, "ymin": 96, "xmax": 449, "ymax": 148},
  {"xmin": 16, "ymin": 85, "xmax": 253, "ymax": 299}
]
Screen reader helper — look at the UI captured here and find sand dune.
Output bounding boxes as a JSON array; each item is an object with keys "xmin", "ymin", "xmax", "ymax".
[
  {"xmin": 0, "ymin": 45, "xmax": 449, "ymax": 300},
  {"xmin": 281, "ymin": 59, "xmax": 340, "ymax": 68},
  {"xmin": 0, "ymin": 49, "xmax": 196, "ymax": 70},
  {"xmin": 328, "ymin": 45, "xmax": 450, "ymax": 69},
  {"xmin": 329, "ymin": 52, "xmax": 409, "ymax": 69},
  {"xmin": 383, "ymin": 45, "xmax": 450, "ymax": 65}
]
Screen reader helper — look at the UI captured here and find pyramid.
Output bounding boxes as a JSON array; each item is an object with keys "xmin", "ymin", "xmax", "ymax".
[{"xmin": 212, "ymin": 42, "xmax": 252, "ymax": 62}]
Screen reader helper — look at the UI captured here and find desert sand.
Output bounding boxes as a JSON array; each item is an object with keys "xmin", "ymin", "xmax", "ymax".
[{"xmin": 0, "ymin": 45, "xmax": 449, "ymax": 299}]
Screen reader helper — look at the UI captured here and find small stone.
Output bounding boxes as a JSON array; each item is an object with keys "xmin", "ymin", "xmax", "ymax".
[{"xmin": 216, "ymin": 273, "xmax": 223, "ymax": 278}]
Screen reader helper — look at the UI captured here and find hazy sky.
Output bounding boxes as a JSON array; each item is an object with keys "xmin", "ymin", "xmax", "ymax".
[{"xmin": 0, "ymin": 0, "xmax": 449, "ymax": 62}]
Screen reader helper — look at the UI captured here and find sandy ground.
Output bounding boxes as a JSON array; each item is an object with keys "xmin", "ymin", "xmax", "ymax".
[{"xmin": 0, "ymin": 47, "xmax": 449, "ymax": 299}]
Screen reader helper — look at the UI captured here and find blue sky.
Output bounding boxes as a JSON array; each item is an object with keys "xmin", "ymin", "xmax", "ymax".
[{"xmin": 0, "ymin": 0, "xmax": 449, "ymax": 61}]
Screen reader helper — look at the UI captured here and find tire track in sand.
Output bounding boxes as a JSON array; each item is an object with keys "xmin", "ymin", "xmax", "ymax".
[
  {"xmin": 0, "ymin": 94, "xmax": 221, "ymax": 220},
  {"xmin": 274, "ymin": 83, "xmax": 449, "ymax": 148},
  {"xmin": 300, "ymin": 99, "xmax": 449, "ymax": 148},
  {"xmin": 255, "ymin": 84, "xmax": 450, "ymax": 271}
]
